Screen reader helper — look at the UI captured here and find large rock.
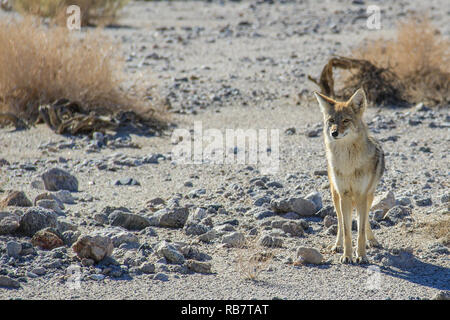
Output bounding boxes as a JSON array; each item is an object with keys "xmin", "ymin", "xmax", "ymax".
[
  {"xmin": 31, "ymin": 228, "xmax": 64, "ymax": 250},
  {"xmin": 0, "ymin": 275, "xmax": 20, "ymax": 289},
  {"xmin": 271, "ymin": 197, "xmax": 317, "ymax": 216},
  {"xmin": 296, "ymin": 247, "xmax": 323, "ymax": 264},
  {"xmin": 281, "ymin": 221, "xmax": 304, "ymax": 237},
  {"xmin": 384, "ymin": 206, "xmax": 412, "ymax": 224},
  {"xmin": 42, "ymin": 168, "xmax": 78, "ymax": 192},
  {"xmin": 305, "ymin": 191, "xmax": 323, "ymax": 212},
  {"xmin": 156, "ymin": 241, "xmax": 185, "ymax": 264},
  {"xmin": 186, "ymin": 260, "xmax": 212, "ymax": 274},
  {"xmin": 36, "ymin": 199, "xmax": 65, "ymax": 216},
  {"xmin": 222, "ymin": 231, "xmax": 245, "ymax": 247},
  {"xmin": 0, "ymin": 211, "xmax": 20, "ymax": 235},
  {"xmin": 95, "ymin": 227, "xmax": 139, "ymax": 247},
  {"xmin": 183, "ymin": 208, "xmax": 210, "ymax": 236},
  {"xmin": 371, "ymin": 191, "xmax": 395, "ymax": 213},
  {"xmin": 72, "ymin": 232, "xmax": 114, "ymax": 262},
  {"xmin": 0, "ymin": 191, "xmax": 32, "ymax": 207},
  {"xmin": 18, "ymin": 207, "xmax": 58, "ymax": 236},
  {"xmin": 149, "ymin": 206, "xmax": 189, "ymax": 228},
  {"xmin": 109, "ymin": 211, "xmax": 150, "ymax": 231},
  {"xmin": 258, "ymin": 234, "xmax": 283, "ymax": 248},
  {"xmin": 6, "ymin": 241, "xmax": 22, "ymax": 257}
]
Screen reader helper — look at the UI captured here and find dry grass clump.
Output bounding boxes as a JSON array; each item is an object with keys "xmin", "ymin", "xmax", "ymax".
[
  {"xmin": 309, "ymin": 17, "xmax": 450, "ymax": 107},
  {"xmin": 235, "ymin": 237, "xmax": 274, "ymax": 281},
  {"xmin": 0, "ymin": 18, "xmax": 165, "ymax": 134},
  {"xmin": 352, "ymin": 17, "xmax": 450, "ymax": 106},
  {"xmin": 8, "ymin": 0, "xmax": 130, "ymax": 26}
]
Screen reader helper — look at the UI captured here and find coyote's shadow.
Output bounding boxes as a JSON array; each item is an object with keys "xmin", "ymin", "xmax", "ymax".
[{"xmin": 371, "ymin": 251, "xmax": 450, "ymax": 291}]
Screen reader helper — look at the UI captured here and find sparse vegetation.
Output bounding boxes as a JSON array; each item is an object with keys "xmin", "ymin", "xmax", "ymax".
[
  {"xmin": 309, "ymin": 17, "xmax": 450, "ymax": 107},
  {"xmin": 235, "ymin": 237, "xmax": 274, "ymax": 281},
  {"xmin": 352, "ymin": 17, "xmax": 450, "ymax": 107},
  {"xmin": 0, "ymin": 18, "xmax": 165, "ymax": 134}
]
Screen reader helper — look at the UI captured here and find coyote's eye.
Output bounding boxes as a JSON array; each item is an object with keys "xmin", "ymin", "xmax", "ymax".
[
  {"xmin": 342, "ymin": 119, "xmax": 350, "ymax": 124},
  {"xmin": 328, "ymin": 118, "xmax": 335, "ymax": 124}
]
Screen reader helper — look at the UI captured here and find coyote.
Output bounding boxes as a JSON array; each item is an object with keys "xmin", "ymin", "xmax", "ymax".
[{"xmin": 314, "ymin": 88, "xmax": 384, "ymax": 264}]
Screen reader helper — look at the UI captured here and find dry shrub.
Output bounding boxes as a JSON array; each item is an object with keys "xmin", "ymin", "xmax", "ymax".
[
  {"xmin": 350, "ymin": 16, "xmax": 450, "ymax": 106},
  {"xmin": 10, "ymin": 0, "xmax": 130, "ymax": 26},
  {"xmin": 308, "ymin": 56, "xmax": 406, "ymax": 106},
  {"xmin": 0, "ymin": 18, "xmax": 165, "ymax": 134},
  {"xmin": 235, "ymin": 237, "xmax": 274, "ymax": 281},
  {"xmin": 310, "ymin": 17, "xmax": 450, "ymax": 107}
]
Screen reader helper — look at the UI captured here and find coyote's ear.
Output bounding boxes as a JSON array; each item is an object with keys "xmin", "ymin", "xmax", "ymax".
[
  {"xmin": 348, "ymin": 88, "xmax": 367, "ymax": 114},
  {"xmin": 313, "ymin": 91, "xmax": 334, "ymax": 115}
]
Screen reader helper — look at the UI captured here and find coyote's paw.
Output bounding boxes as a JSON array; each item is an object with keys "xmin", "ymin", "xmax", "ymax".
[
  {"xmin": 328, "ymin": 243, "xmax": 342, "ymax": 253},
  {"xmin": 355, "ymin": 255, "xmax": 369, "ymax": 264},
  {"xmin": 339, "ymin": 255, "xmax": 353, "ymax": 264},
  {"xmin": 366, "ymin": 238, "xmax": 381, "ymax": 249}
]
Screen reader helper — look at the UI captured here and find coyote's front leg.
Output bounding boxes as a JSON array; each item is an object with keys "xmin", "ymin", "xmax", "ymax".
[
  {"xmin": 356, "ymin": 195, "xmax": 369, "ymax": 264},
  {"xmin": 339, "ymin": 196, "xmax": 353, "ymax": 264},
  {"xmin": 329, "ymin": 186, "xmax": 343, "ymax": 253}
]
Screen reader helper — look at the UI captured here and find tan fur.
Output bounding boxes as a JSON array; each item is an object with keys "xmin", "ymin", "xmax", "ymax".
[{"xmin": 314, "ymin": 88, "xmax": 384, "ymax": 264}]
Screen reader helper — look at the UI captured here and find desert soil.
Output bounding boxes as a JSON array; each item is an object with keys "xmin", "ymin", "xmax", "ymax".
[{"xmin": 0, "ymin": 0, "xmax": 449, "ymax": 300}]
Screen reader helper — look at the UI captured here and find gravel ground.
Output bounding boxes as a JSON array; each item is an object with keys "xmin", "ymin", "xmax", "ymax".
[{"xmin": 0, "ymin": 0, "xmax": 449, "ymax": 300}]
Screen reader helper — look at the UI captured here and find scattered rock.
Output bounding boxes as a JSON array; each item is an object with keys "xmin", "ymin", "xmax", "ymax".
[
  {"xmin": 305, "ymin": 191, "xmax": 322, "ymax": 212},
  {"xmin": 441, "ymin": 193, "xmax": 450, "ymax": 204},
  {"xmin": 36, "ymin": 199, "xmax": 64, "ymax": 216},
  {"xmin": 222, "ymin": 231, "xmax": 245, "ymax": 247},
  {"xmin": 109, "ymin": 211, "xmax": 150, "ymax": 231},
  {"xmin": 252, "ymin": 209, "xmax": 275, "ymax": 220},
  {"xmin": 186, "ymin": 260, "xmax": 212, "ymax": 274},
  {"xmin": 96, "ymin": 227, "xmax": 139, "ymax": 247},
  {"xmin": 0, "ymin": 190, "xmax": 32, "ymax": 207},
  {"xmin": 140, "ymin": 262, "xmax": 156, "ymax": 274},
  {"xmin": 31, "ymin": 267, "xmax": 46, "ymax": 276},
  {"xmin": 384, "ymin": 206, "xmax": 412, "ymax": 224},
  {"xmin": 415, "ymin": 197, "xmax": 432, "ymax": 207},
  {"xmin": 316, "ymin": 205, "xmax": 335, "ymax": 218},
  {"xmin": 258, "ymin": 234, "xmax": 283, "ymax": 248},
  {"xmin": 18, "ymin": 207, "xmax": 58, "ymax": 236},
  {"xmin": 271, "ymin": 197, "xmax": 317, "ymax": 216},
  {"xmin": 323, "ymin": 215, "xmax": 337, "ymax": 228},
  {"xmin": 371, "ymin": 191, "xmax": 395, "ymax": 213},
  {"xmin": 153, "ymin": 272, "xmax": 169, "ymax": 281},
  {"xmin": 31, "ymin": 228, "xmax": 64, "ymax": 250},
  {"xmin": 296, "ymin": 247, "xmax": 323, "ymax": 264},
  {"xmin": 198, "ymin": 229, "xmax": 219, "ymax": 243},
  {"xmin": 326, "ymin": 224, "xmax": 338, "ymax": 235},
  {"xmin": 281, "ymin": 221, "xmax": 304, "ymax": 237},
  {"xmin": 54, "ymin": 190, "xmax": 76, "ymax": 204},
  {"xmin": 114, "ymin": 178, "xmax": 141, "ymax": 186},
  {"xmin": 72, "ymin": 232, "xmax": 114, "ymax": 262},
  {"xmin": 150, "ymin": 206, "xmax": 189, "ymax": 228},
  {"xmin": 0, "ymin": 211, "xmax": 20, "ymax": 235},
  {"xmin": 313, "ymin": 170, "xmax": 328, "ymax": 176},
  {"xmin": 0, "ymin": 275, "xmax": 20, "ymax": 289},
  {"xmin": 6, "ymin": 240, "xmax": 22, "ymax": 257},
  {"xmin": 42, "ymin": 168, "xmax": 78, "ymax": 192},
  {"xmin": 156, "ymin": 241, "xmax": 185, "ymax": 264}
]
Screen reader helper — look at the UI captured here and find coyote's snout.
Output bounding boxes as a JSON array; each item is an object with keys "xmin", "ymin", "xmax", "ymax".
[{"xmin": 314, "ymin": 88, "xmax": 385, "ymax": 264}]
